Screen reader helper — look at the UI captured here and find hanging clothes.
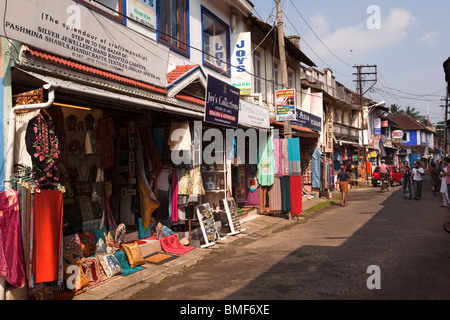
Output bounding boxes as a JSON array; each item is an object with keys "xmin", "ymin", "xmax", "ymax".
[
  {"xmin": 281, "ymin": 138, "xmax": 290, "ymax": 176},
  {"xmin": 273, "ymin": 138, "xmax": 283, "ymax": 177},
  {"xmin": 290, "ymin": 176, "xmax": 302, "ymax": 216},
  {"xmin": 33, "ymin": 190, "xmax": 63, "ymax": 284},
  {"xmin": 168, "ymin": 122, "xmax": 191, "ymax": 151},
  {"xmin": 135, "ymin": 133, "xmax": 160, "ymax": 230},
  {"xmin": 96, "ymin": 116, "xmax": 115, "ymax": 170},
  {"xmin": 269, "ymin": 177, "xmax": 282, "ymax": 214},
  {"xmin": 288, "ymin": 138, "xmax": 301, "ymax": 176},
  {"xmin": 25, "ymin": 111, "xmax": 61, "ymax": 183},
  {"xmin": 257, "ymin": 136, "xmax": 274, "ymax": 186},
  {"xmin": 280, "ymin": 176, "xmax": 291, "ymax": 214},
  {"xmin": 0, "ymin": 189, "xmax": 26, "ymax": 288},
  {"xmin": 311, "ymin": 147, "xmax": 322, "ymax": 188}
]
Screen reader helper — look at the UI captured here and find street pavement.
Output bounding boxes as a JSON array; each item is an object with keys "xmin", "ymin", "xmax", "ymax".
[{"xmin": 128, "ymin": 174, "xmax": 450, "ymax": 300}]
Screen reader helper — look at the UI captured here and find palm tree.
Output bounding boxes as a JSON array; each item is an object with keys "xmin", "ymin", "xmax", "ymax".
[
  {"xmin": 388, "ymin": 104, "xmax": 404, "ymax": 116},
  {"xmin": 404, "ymin": 106, "xmax": 421, "ymax": 120}
]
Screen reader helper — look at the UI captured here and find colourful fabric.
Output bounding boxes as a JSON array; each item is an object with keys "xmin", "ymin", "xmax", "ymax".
[
  {"xmin": 99, "ymin": 254, "xmax": 123, "ymax": 278},
  {"xmin": 269, "ymin": 177, "xmax": 282, "ymax": 213},
  {"xmin": 92, "ymin": 226, "xmax": 107, "ymax": 244},
  {"xmin": 80, "ymin": 257, "xmax": 108, "ymax": 285},
  {"xmin": 122, "ymin": 242, "xmax": 146, "ymax": 268},
  {"xmin": 171, "ymin": 169, "xmax": 178, "ymax": 222},
  {"xmin": 281, "ymin": 138, "xmax": 290, "ymax": 176},
  {"xmin": 288, "ymin": 138, "xmax": 301, "ymax": 176},
  {"xmin": 138, "ymin": 217, "xmax": 152, "ymax": 239},
  {"xmin": 33, "ymin": 190, "xmax": 63, "ymax": 284},
  {"xmin": 25, "ymin": 112, "xmax": 60, "ymax": 183},
  {"xmin": 311, "ymin": 147, "xmax": 322, "ymax": 188},
  {"xmin": 0, "ymin": 189, "xmax": 26, "ymax": 288},
  {"xmin": 114, "ymin": 250, "xmax": 144, "ymax": 276},
  {"xmin": 280, "ymin": 176, "xmax": 291, "ymax": 214},
  {"xmin": 78, "ymin": 231, "xmax": 96, "ymax": 257},
  {"xmin": 135, "ymin": 134, "xmax": 160, "ymax": 229},
  {"xmin": 290, "ymin": 176, "xmax": 302, "ymax": 216},
  {"xmin": 273, "ymin": 138, "xmax": 283, "ymax": 177},
  {"xmin": 257, "ymin": 136, "xmax": 274, "ymax": 186},
  {"xmin": 158, "ymin": 234, "xmax": 195, "ymax": 255},
  {"xmin": 62, "ymin": 233, "xmax": 84, "ymax": 264}
]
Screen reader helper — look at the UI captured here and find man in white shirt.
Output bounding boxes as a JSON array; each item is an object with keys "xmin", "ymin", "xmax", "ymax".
[{"xmin": 412, "ymin": 161, "xmax": 425, "ymax": 200}]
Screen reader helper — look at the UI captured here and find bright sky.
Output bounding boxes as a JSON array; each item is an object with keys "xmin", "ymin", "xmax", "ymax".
[{"xmin": 253, "ymin": 0, "xmax": 450, "ymax": 124}]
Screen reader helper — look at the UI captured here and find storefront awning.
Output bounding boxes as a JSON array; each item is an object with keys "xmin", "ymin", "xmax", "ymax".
[
  {"xmin": 16, "ymin": 69, "xmax": 205, "ymax": 120},
  {"xmin": 336, "ymin": 140, "xmax": 359, "ymax": 147},
  {"xmin": 269, "ymin": 118, "xmax": 320, "ymax": 138}
]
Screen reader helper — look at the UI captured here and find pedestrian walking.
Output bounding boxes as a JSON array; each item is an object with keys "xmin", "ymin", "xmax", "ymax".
[
  {"xmin": 337, "ymin": 164, "xmax": 349, "ymax": 207},
  {"xmin": 440, "ymin": 158, "xmax": 450, "ymax": 208},
  {"xmin": 430, "ymin": 163, "xmax": 440, "ymax": 196},
  {"xmin": 442, "ymin": 157, "xmax": 450, "ymax": 207},
  {"xmin": 412, "ymin": 161, "xmax": 425, "ymax": 200},
  {"xmin": 403, "ymin": 166, "xmax": 412, "ymax": 199}
]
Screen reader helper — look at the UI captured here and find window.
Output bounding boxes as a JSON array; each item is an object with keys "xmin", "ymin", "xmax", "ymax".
[
  {"xmin": 254, "ymin": 50, "xmax": 262, "ymax": 93},
  {"xmin": 288, "ymin": 69, "xmax": 295, "ymax": 89},
  {"xmin": 159, "ymin": 0, "xmax": 188, "ymax": 55},
  {"xmin": 79, "ymin": 0, "xmax": 123, "ymax": 21},
  {"xmin": 202, "ymin": 6, "xmax": 230, "ymax": 74}
]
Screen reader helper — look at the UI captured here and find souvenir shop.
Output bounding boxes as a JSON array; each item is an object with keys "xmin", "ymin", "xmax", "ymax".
[{"xmin": 1, "ymin": 65, "xmax": 252, "ymax": 298}]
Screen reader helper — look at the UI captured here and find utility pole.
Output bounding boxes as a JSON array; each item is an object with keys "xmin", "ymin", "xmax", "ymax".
[
  {"xmin": 275, "ymin": 0, "xmax": 291, "ymax": 139},
  {"xmin": 275, "ymin": 0, "xmax": 292, "ymax": 220},
  {"xmin": 353, "ymin": 65, "xmax": 377, "ymax": 184}
]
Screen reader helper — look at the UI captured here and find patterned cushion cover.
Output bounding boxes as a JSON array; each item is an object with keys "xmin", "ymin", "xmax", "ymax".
[
  {"xmin": 63, "ymin": 233, "xmax": 84, "ymax": 263},
  {"xmin": 122, "ymin": 242, "xmax": 145, "ymax": 268},
  {"xmin": 78, "ymin": 231, "xmax": 96, "ymax": 257},
  {"xmin": 63, "ymin": 258, "xmax": 90, "ymax": 292},
  {"xmin": 99, "ymin": 254, "xmax": 123, "ymax": 278}
]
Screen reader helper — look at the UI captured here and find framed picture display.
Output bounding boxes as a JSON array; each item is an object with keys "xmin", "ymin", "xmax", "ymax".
[
  {"xmin": 223, "ymin": 197, "xmax": 246, "ymax": 236},
  {"xmin": 196, "ymin": 203, "xmax": 225, "ymax": 248}
]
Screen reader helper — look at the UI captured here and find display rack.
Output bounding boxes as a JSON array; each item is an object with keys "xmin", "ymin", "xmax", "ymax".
[
  {"xmin": 223, "ymin": 197, "xmax": 246, "ymax": 236},
  {"xmin": 196, "ymin": 203, "xmax": 226, "ymax": 248}
]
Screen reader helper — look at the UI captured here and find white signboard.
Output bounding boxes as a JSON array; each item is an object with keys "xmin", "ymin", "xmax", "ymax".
[
  {"xmin": 392, "ymin": 130, "xmax": 404, "ymax": 139},
  {"xmin": 231, "ymin": 32, "xmax": 252, "ymax": 95},
  {"xmin": 127, "ymin": 0, "xmax": 156, "ymax": 30},
  {"xmin": 0, "ymin": 0, "xmax": 169, "ymax": 87},
  {"xmin": 238, "ymin": 99, "xmax": 270, "ymax": 129}
]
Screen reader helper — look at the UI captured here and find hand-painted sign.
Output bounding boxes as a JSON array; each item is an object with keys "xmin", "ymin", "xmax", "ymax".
[{"xmin": 275, "ymin": 89, "xmax": 296, "ymax": 121}]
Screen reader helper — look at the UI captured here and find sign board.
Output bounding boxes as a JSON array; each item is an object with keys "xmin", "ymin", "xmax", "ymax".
[
  {"xmin": 381, "ymin": 120, "xmax": 389, "ymax": 128},
  {"xmin": 231, "ymin": 32, "xmax": 252, "ymax": 95},
  {"xmin": 0, "ymin": 0, "xmax": 169, "ymax": 87},
  {"xmin": 325, "ymin": 112, "xmax": 334, "ymax": 153},
  {"xmin": 238, "ymin": 100, "xmax": 270, "ymax": 129},
  {"xmin": 127, "ymin": 0, "xmax": 156, "ymax": 30},
  {"xmin": 291, "ymin": 109, "xmax": 322, "ymax": 132},
  {"xmin": 275, "ymin": 89, "xmax": 296, "ymax": 121},
  {"xmin": 392, "ymin": 130, "xmax": 404, "ymax": 139},
  {"xmin": 204, "ymin": 75, "xmax": 240, "ymax": 128},
  {"xmin": 374, "ymin": 118, "xmax": 382, "ymax": 135}
]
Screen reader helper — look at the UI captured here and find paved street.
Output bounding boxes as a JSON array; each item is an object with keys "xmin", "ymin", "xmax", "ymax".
[{"xmin": 130, "ymin": 175, "xmax": 450, "ymax": 300}]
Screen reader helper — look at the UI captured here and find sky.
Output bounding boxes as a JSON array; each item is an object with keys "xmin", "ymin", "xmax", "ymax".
[{"xmin": 253, "ymin": 0, "xmax": 450, "ymax": 124}]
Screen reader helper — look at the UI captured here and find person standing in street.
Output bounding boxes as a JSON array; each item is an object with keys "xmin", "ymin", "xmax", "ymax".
[
  {"xmin": 440, "ymin": 158, "xmax": 450, "ymax": 208},
  {"xmin": 337, "ymin": 164, "xmax": 349, "ymax": 207},
  {"xmin": 431, "ymin": 163, "xmax": 440, "ymax": 196},
  {"xmin": 403, "ymin": 166, "xmax": 412, "ymax": 199},
  {"xmin": 412, "ymin": 161, "xmax": 425, "ymax": 200}
]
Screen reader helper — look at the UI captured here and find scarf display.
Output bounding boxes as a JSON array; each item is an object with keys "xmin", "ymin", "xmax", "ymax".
[
  {"xmin": 257, "ymin": 136, "xmax": 274, "ymax": 186},
  {"xmin": 311, "ymin": 147, "xmax": 322, "ymax": 188},
  {"xmin": 288, "ymin": 138, "xmax": 301, "ymax": 176},
  {"xmin": 290, "ymin": 176, "xmax": 302, "ymax": 216},
  {"xmin": 0, "ymin": 189, "xmax": 26, "ymax": 288},
  {"xmin": 273, "ymin": 138, "xmax": 283, "ymax": 177},
  {"xmin": 268, "ymin": 177, "xmax": 282, "ymax": 214},
  {"xmin": 281, "ymin": 138, "xmax": 290, "ymax": 176},
  {"xmin": 32, "ymin": 190, "xmax": 63, "ymax": 284}
]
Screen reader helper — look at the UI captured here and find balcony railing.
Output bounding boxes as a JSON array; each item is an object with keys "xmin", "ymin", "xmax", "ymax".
[{"xmin": 333, "ymin": 122, "xmax": 359, "ymax": 139}]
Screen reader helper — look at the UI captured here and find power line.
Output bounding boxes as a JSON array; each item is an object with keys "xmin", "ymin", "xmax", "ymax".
[{"xmin": 288, "ymin": 0, "xmax": 353, "ymax": 68}]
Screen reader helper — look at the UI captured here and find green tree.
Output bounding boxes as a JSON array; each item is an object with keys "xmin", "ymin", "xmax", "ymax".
[
  {"xmin": 404, "ymin": 106, "xmax": 421, "ymax": 120},
  {"xmin": 388, "ymin": 104, "xmax": 404, "ymax": 115}
]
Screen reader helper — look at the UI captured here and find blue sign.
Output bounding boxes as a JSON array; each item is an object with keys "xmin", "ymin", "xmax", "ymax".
[
  {"xmin": 291, "ymin": 109, "xmax": 322, "ymax": 132},
  {"xmin": 204, "ymin": 75, "xmax": 240, "ymax": 128}
]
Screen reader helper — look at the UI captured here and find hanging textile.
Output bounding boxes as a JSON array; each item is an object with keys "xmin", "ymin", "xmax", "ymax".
[
  {"xmin": 259, "ymin": 187, "xmax": 270, "ymax": 213},
  {"xmin": 0, "ymin": 189, "xmax": 26, "ymax": 288},
  {"xmin": 152, "ymin": 127, "xmax": 165, "ymax": 160},
  {"xmin": 288, "ymin": 138, "xmax": 301, "ymax": 176},
  {"xmin": 168, "ymin": 122, "xmax": 191, "ymax": 151},
  {"xmin": 135, "ymin": 133, "xmax": 160, "ymax": 230},
  {"xmin": 273, "ymin": 138, "xmax": 283, "ymax": 177},
  {"xmin": 96, "ymin": 117, "xmax": 115, "ymax": 169},
  {"xmin": 311, "ymin": 147, "xmax": 322, "ymax": 188},
  {"xmin": 269, "ymin": 177, "xmax": 282, "ymax": 214},
  {"xmin": 281, "ymin": 138, "xmax": 290, "ymax": 176},
  {"xmin": 290, "ymin": 176, "xmax": 302, "ymax": 216},
  {"xmin": 14, "ymin": 109, "xmax": 40, "ymax": 169},
  {"xmin": 25, "ymin": 111, "xmax": 61, "ymax": 183},
  {"xmin": 280, "ymin": 176, "xmax": 291, "ymax": 214},
  {"xmin": 171, "ymin": 169, "xmax": 178, "ymax": 222},
  {"xmin": 33, "ymin": 190, "xmax": 63, "ymax": 284},
  {"xmin": 257, "ymin": 136, "xmax": 274, "ymax": 186}
]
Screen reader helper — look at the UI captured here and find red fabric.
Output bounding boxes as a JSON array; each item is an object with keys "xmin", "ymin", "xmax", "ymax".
[
  {"xmin": 0, "ymin": 189, "xmax": 26, "ymax": 287},
  {"xmin": 147, "ymin": 235, "xmax": 195, "ymax": 255},
  {"xmin": 290, "ymin": 176, "xmax": 303, "ymax": 216},
  {"xmin": 33, "ymin": 190, "xmax": 63, "ymax": 284}
]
